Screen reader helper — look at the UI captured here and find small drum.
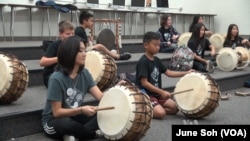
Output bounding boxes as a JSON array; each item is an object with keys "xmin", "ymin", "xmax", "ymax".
[
  {"xmin": 234, "ymin": 47, "xmax": 250, "ymax": 69},
  {"xmin": 97, "ymin": 82, "xmax": 153, "ymax": 140},
  {"xmin": 85, "ymin": 50, "xmax": 117, "ymax": 91},
  {"xmin": 216, "ymin": 47, "xmax": 250, "ymax": 71},
  {"xmin": 0, "ymin": 53, "xmax": 29, "ymax": 104},
  {"xmin": 209, "ymin": 33, "xmax": 225, "ymax": 53},
  {"xmin": 173, "ymin": 72, "xmax": 220, "ymax": 118},
  {"xmin": 177, "ymin": 32, "xmax": 192, "ymax": 47}
]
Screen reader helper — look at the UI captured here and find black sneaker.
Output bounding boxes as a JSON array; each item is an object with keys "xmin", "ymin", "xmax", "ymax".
[{"xmin": 118, "ymin": 53, "xmax": 131, "ymax": 60}]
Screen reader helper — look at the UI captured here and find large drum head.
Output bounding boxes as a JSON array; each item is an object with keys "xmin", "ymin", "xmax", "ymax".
[
  {"xmin": 216, "ymin": 48, "xmax": 238, "ymax": 71},
  {"xmin": 174, "ymin": 72, "xmax": 220, "ymax": 118},
  {"xmin": 98, "ymin": 83, "xmax": 153, "ymax": 140},
  {"xmin": 85, "ymin": 51, "xmax": 105, "ymax": 84},
  {"xmin": 97, "ymin": 85, "xmax": 136, "ymax": 140},
  {"xmin": 234, "ymin": 46, "xmax": 250, "ymax": 69},
  {"xmin": 177, "ymin": 32, "xmax": 192, "ymax": 47},
  {"xmin": 85, "ymin": 50, "xmax": 117, "ymax": 91},
  {"xmin": 174, "ymin": 73, "xmax": 212, "ymax": 112},
  {"xmin": 209, "ymin": 33, "xmax": 225, "ymax": 53},
  {"xmin": 96, "ymin": 28, "xmax": 115, "ymax": 50}
]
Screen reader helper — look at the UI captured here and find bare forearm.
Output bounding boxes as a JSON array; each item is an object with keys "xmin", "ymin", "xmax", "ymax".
[
  {"xmin": 40, "ymin": 57, "xmax": 58, "ymax": 67},
  {"xmin": 53, "ymin": 107, "xmax": 82, "ymax": 118},
  {"xmin": 141, "ymin": 81, "xmax": 164, "ymax": 96}
]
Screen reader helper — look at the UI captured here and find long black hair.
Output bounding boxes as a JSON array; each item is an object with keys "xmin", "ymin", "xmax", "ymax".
[
  {"xmin": 223, "ymin": 24, "xmax": 242, "ymax": 47},
  {"xmin": 189, "ymin": 23, "xmax": 206, "ymax": 48},
  {"xmin": 225, "ymin": 24, "xmax": 239, "ymax": 41},
  {"xmin": 189, "ymin": 14, "xmax": 202, "ymax": 32},
  {"xmin": 55, "ymin": 36, "xmax": 84, "ymax": 75}
]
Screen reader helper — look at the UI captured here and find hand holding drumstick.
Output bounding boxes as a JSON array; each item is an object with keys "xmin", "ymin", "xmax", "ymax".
[
  {"xmin": 170, "ymin": 88, "xmax": 194, "ymax": 96},
  {"xmin": 81, "ymin": 106, "xmax": 115, "ymax": 116},
  {"xmin": 160, "ymin": 88, "xmax": 194, "ymax": 100},
  {"xmin": 95, "ymin": 106, "xmax": 115, "ymax": 111}
]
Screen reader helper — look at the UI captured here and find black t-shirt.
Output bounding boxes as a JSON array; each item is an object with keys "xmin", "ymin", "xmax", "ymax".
[
  {"xmin": 43, "ymin": 40, "xmax": 61, "ymax": 75},
  {"xmin": 74, "ymin": 26, "xmax": 88, "ymax": 44},
  {"xmin": 188, "ymin": 38, "xmax": 210, "ymax": 58},
  {"xmin": 136, "ymin": 55, "xmax": 167, "ymax": 97},
  {"xmin": 223, "ymin": 36, "xmax": 244, "ymax": 48},
  {"xmin": 157, "ymin": 26, "xmax": 179, "ymax": 43}
]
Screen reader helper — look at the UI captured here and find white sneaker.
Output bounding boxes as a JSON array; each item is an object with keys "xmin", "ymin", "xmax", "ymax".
[
  {"xmin": 206, "ymin": 60, "xmax": 214, "ymax": 73},
  {"xmin": 63, "ymin": 135, "xmax": 77, "ymax": 141}
]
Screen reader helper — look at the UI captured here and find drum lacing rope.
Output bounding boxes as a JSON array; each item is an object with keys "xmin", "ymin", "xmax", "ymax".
[
  {"xmin": 9, "ymin": 61, "xmax": 29, "ymax": 91},
  {"xmin": 125, "ymin": 129, "xmax": 146, "ymax": 140},
  {"xmin": 130, "ymin": 93, "xmax": 153, "ymax": 120},
  {"xmin": 2, "ymin": 59, "xmax": 28, "ymax": 104},
  {"xmin": 205, "ymin": 74, "xmax": 221, "ymax": 98}
]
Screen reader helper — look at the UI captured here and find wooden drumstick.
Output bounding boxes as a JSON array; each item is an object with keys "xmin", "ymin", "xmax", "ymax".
[
  {"xmin": 170, "ymin": 88, "xmax": 194, "ymax": 96},
  {"xmin": 95, "ymin": 106, "xmax": 115, "ymax": 111}
]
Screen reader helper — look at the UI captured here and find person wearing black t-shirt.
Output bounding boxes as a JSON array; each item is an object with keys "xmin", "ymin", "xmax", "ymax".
[
  {"xmin": 39, "ymin": 20, "xmax": 74, "ymax": 87},
  {"xmin": 75, "ymin": 11, "xmax": 131, "ymax": 60}
]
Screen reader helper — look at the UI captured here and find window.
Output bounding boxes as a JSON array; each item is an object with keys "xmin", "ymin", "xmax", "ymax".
[
  {"xmin": 131, "ymin": 0, "xmax": 145, "ymax": 7},
  {"xmin": 113, "ymin": 0, "xmax": 125, "ymax": 6},
  {"xmin": 113, "ymin": 0, "xmax": 125, "ymax": 9},
  {"xmin": 131, "ymin": 0, "xmax": 145, "ymax": 10},
  {"xmin": 87, "ymin": 0, "xmax": 99, "ymax": 4},
  {"xmin": 86, "ymin": 0, "xmax": 99, "ymax": 8},
  {"xmin": 157, "ymin": 0, "xmax": 169, "ymax": 8}
]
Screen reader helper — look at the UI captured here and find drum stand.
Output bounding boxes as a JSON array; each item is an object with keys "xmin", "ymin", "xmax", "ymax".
[{"xmin": 91, "ymin": 18, "xmax": 122, "ymax": 54}]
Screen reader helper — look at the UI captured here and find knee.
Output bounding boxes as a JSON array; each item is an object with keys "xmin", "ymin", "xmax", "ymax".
[
  {"xmin": 169, "ymin": 103, "xmax": 179, "ymax": 114},
  {"xmin": 170, "ymin": 106, "xmax": 179, "ymax": 115},
  {"xmin": 153, "ymin": 107, "xmax": 166, "ymax": 119}
]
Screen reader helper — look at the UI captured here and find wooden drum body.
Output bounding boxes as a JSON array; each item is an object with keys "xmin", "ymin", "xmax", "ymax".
[
  {"xmin": 85, "ymin": 50, "xmax": 117, "ymax": 91},
  {"xmin": 0, "ymin": 53, "xmax": 29, "ymax": 104},
  {"xmin": 97, "ymin": 83, "xmax": 153, "ymax": 141},
  {"xmin": 173, "ymin": 72, "xmax": 220, "ymax": 119}
]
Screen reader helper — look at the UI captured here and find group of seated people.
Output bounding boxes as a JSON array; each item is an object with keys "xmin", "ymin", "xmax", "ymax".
[
  {"xmin": 40, "ymin": 11, "xmax": 131, "ymax": 88},
  {"xmin": 39, "ymin": 12, "xmax": 250, "ymax": 141},
  {"xmin": 156, "ymin": 14, "xmax": 250, "ymax": 73}
]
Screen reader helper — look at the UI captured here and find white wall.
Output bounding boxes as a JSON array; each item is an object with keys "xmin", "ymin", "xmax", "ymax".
[
  {"xmin": 211, "ymin": 0, "xmax": 250, "ymax": 35},
  {"xmin": 170, "ymin": 0, "xmax": 250, "ymax": 35},
  {"xmin": 0, "ymin": 0, "xmax": 249, "ymax": 38}
]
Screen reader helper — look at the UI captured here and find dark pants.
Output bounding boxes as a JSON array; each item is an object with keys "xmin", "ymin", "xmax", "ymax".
[
  {"xmin": 160, "ymin": 43, "xmax": 178, "ymax": 53},
  {"xmin": 43, "ymin": 73, "xmax": 51, "ymax": 88},
  {"xmin": 193, "ymin": 60, "xmax": 207, "ymax": 72},
  {"xmin": 43, "ymin": 114, "xmax": 98, "ymax": 140}
]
